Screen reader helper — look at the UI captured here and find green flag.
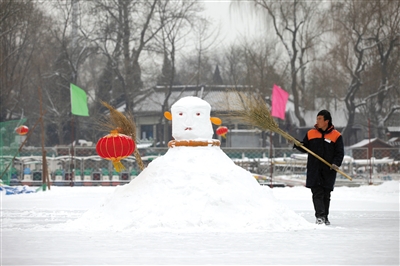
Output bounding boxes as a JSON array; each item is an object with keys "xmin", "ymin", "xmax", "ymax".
[{"xmin": 70, "ymin": 83, "xmax": 89, "ymax": 116}]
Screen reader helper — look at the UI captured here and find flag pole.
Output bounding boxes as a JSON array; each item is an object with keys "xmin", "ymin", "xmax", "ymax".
[
  {"xmin": 70, "ymin": 112, "xmax": 75, "ymax": 186},
  {"xmin": 37, "ymin": 86, "xmax": 51, "ymax": 190},
  {"xmin": 269, "ymin": 131, "xmax": 273, "ymax": 188},
  {"xmin": 69, "ymin": 83, "xmax": 89, "ymax": 185}
]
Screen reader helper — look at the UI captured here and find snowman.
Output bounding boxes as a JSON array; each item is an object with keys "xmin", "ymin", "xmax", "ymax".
[
  {"xmin": 163, "ymin": 96, "xmax": 222, "ymax": 146},
  {"xmin": 72, "ymin": 96, "xmax": 312, "ymax": 232}
]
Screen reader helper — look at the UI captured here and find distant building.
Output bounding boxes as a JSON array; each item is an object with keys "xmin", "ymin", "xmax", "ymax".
[
  {"xmin": 118, "ymin": 85, "xmax": 265, "ymax": 147},
  {"xmin": 113, "ymin": 86, "xmax": 399, "ymax": 148},
  {"xmin": 349, "ymin": 138, "xmax": 395, "ymax": 159}
]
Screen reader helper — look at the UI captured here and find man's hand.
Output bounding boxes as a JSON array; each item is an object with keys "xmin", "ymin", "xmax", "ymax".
[
  {"xmin": 330, "ymin": 164, "xmax": 339, "ymax": 171},
  {"xmin": 288, "ymin": 138, "xmax": 301, "ymax": 146}
]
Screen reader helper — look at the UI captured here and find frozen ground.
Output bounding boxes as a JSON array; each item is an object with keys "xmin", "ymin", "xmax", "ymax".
[{"xmin": 1, "ymin": 181, "xmax": 399, "ymax": 265}]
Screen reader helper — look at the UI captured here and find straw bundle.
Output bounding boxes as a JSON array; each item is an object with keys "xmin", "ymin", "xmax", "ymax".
[
  {"xmin": 229, "ymin": 92, "xmax": 352, "ymax": 181},
  {"xmin": 100, "ymin": 101, "xmax": 145, "ymax": 171},
  {"xmin": 228, "ymin": 92, "xmax": 301, "ymax": 146}
]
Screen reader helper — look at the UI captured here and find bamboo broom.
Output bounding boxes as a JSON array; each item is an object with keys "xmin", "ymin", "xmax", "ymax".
[
  {"xmin": 228, "ymin": 92, "xmax": 352, "ymax": 181},
  {"xmin": 100, "ymin": 101, "xmax": 145, "ymax": 171}
]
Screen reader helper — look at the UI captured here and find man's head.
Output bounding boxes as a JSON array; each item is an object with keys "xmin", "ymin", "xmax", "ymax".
[{"xmin": 316, "ymin": 110, "xmax": 332, "ymax": 131}]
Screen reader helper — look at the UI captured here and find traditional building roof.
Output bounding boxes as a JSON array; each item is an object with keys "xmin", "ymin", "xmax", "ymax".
[
  {"xmin": 388, "ymin": 137, "xmax": 400, "ymax": 147},
  {"xmin": 117, "ymin": 85, "xmax": 253, "ymax": 115},
  {"xmin": 349, "ymin": 138, "xmax": 393, "ymax": 149}
]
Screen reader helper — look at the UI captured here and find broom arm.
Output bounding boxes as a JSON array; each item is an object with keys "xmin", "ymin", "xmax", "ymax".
[{"xmin": 279, "ymin": 132, "xmax": 353, "ymax": 181}]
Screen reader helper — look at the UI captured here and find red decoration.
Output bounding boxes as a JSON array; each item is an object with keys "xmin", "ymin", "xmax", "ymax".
[
  {"xmin": 96, "ymin": 130, "xmax": 135, "ymax": 172},
  {"xmin": 216, "ymin": 126, "xmax": 229, "ymax": 138},
  {"xmin": 15, "ymin": 125, "xmax": 29, "ymax": 135}
]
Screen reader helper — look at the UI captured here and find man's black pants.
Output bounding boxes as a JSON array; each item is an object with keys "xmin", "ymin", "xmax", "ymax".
[{"xmin": 311, "ymin": 186, "xmax": 331, "ymax": 218}]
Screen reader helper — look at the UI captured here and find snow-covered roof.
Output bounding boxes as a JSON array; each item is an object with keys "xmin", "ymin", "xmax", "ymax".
[
  {"xmin": 388, "ymin": 137, "xmax": 400, "ymax": 147},
  {"xmin": 388, "ymin": 137, "xmax": 400, "ymax": 142},
  {"xmin": 387, "ymin": 126, "xmax": 400, "ymax": 132},
  {"xmin": 128, "ymin": 87, "xmax": 256, "ymax": 113},
  {"xmin": 349, "ymin": 138, "xmax": 393, "ymax": 148},
  {"xmin": 349, "ymin": 138, "xmax": 378, "ymax": 148}
]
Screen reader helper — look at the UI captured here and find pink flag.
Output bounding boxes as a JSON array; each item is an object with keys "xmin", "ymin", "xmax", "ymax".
[{"xmin": 271, "ymin": 84, "xmax": 289, "ymax": 120}]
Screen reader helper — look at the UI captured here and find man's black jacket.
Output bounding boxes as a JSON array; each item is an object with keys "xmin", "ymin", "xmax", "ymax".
[{"xmin": 294, "ymin": 124, "xmax": 344, "ymax": 191}]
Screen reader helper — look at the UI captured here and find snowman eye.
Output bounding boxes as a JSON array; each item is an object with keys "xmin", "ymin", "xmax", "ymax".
[
  {"xmin": 196, "ymin": 112, "xmax": 200, "ymax": 116},
  {"xmin": 179, "ymin": 112, "xmax": 183, "ymax": 116}
]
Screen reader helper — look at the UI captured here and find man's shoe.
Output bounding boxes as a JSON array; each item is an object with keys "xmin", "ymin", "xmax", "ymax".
[
  {"xmin": 316, "ymin": 217, "xmax": 325, "ymax": 225},
  {"xmin": 325, "ymin": 217, "xmax": 330, "ymax": 225}
]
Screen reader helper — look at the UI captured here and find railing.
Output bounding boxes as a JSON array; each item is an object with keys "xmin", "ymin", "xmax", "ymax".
[{"xmin": 2, "ymin": 146, "xmax": 399, "ymax": 186}]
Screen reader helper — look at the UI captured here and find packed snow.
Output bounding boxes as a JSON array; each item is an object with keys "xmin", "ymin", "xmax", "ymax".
[{"xmin": 57, "ymin": 146, "xmax": 314, "ymax": 233}]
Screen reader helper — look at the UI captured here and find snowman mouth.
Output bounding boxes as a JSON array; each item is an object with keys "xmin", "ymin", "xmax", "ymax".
[{"xmin": 185, "ymin": 127, "xmax": 192, "ymax": 131}]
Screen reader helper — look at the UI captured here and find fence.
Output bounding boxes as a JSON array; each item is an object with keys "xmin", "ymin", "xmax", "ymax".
[
  {"xmin": 0, "ymin": 119, "xmax": 27, "ymax": 185},
  {"xmin": 2, "ymin": 146, "xmax": 399, "ymax": 186}
]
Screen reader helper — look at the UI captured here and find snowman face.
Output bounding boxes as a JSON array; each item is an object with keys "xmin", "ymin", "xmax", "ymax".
[{"xmin": 171, "ymin": 99, "xmax": 213, "ymax": 140}]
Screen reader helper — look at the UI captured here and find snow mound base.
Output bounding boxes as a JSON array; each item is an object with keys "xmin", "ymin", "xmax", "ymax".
[{"xmin": 60, "ymin": 147, "xmax": 315, "ymax": 232}]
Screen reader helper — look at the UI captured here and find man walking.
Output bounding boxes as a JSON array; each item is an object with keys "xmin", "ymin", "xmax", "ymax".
[{"xmin": 294, "ymin": 110, "xmax": 344, "ymax": 225}]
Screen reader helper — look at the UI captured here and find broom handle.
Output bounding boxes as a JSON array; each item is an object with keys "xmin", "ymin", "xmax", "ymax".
[{"xmin": 284, "ymin": 136, "xmax": 353, "ymax": 181}]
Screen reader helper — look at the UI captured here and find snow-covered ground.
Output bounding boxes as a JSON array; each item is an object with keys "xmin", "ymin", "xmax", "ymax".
[
  {"xmin": 1, "ymin": 181, "xmax": 398, "ymax": 265},
  {"xmin": 2, "ymin": 97, "xmax": 399, "ymax": 265}
]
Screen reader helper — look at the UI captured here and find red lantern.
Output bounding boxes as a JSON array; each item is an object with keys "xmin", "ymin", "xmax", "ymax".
[
  {"xmin": 15, "ymin": 125, "xmax": 29, "ymax": 135},
  {"xmin": 96, "ymin": 130, "xmax": 136, "ymax": 172},
  {"xmin": 216, "ymin": 126, "xmax": 229, "ymax": 138}
]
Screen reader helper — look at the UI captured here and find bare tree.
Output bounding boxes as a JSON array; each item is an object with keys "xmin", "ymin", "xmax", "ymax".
[
  {"xmin": 0, "ymin": 0, "xmax": 44, "ymax": 122},
  {"xmin": 252, "ymin": 0, "xmax": 328, "ymax": 126},
  {"xmin": 184, "ymin": 15, "xmax": 221, "ymax": 93},
  {"xmin": 153, "ymin": 0, "xmax": 203, "ymax": 146},
  {"xmin": 242, "ymin": 38, "xmax": 282, "ymax": 98},
  {"xmin": 330, "ymin": 0, "xmax": 400, "ymax": 144},
  {"xmin": 33, "ymin": 0, "xmax": 96, "ymax": 145},
  {"xmin": 363, "ymin": 0, "xmax": 400, "ymax": 138},
  {"xmin": 85, "ymin": 0, "xmax": 164, "ymax": 113},
  {"xmin": 171, "ymin": 13, "xmax": 222, "ymax": 90},
  {"xmin": 223, "ymin": 45, "xmax": 246, "ymax": 87}
]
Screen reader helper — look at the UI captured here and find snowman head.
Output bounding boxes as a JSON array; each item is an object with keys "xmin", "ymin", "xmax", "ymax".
[{"xmin": 164, "ymin": 96, "xmax": 221, "ymax": 140}]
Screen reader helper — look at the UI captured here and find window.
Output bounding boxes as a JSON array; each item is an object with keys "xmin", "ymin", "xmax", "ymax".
[{"xmin": 141, "ymin": 125, "xmax": 153, "ymax": 140}]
